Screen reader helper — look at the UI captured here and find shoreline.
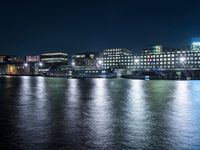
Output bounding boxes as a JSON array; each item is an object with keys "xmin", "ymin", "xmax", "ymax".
[{"xmin": 0, "ymin": 74, "xmax": 198, "ymax": 80}]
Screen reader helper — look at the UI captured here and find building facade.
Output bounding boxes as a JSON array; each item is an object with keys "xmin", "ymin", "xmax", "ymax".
[
  {"xmin": 133, "ymin": 48, "xmax": 200, "ymax": 70},
  {"xmin": 97, "ymin": 48, "xmax": 134, "ymax": 69},
  {"xmin": 41, "ymin": 52, "xmax": 68, "ymax": 64},
  {"xmin": 25, "ymin": 55, "xmax": 40, "ymax": 62},
  {"xmin": 72, "ymin": 52, "xmax": 97, "ymax": 69},
  {"xmin": 0, "ymin": 55, "xmax": 23, "ymax": 63}
]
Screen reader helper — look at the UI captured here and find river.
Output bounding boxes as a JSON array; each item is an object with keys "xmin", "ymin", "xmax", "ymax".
[{"xmin": 0, "ymin": 76, "xmax": 200, "ymax": 149}]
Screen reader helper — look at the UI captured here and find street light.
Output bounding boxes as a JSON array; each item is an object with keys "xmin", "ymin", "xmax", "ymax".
[
  {"xmin": 24, "ymin": 63, "xmax": 28, "ymax": 67},
  {"xmin": 39, "ymin": 62, "xmax": 43, "ymax": 67}
]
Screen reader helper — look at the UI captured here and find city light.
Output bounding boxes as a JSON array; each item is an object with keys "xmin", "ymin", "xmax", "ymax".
[
  {"xmin": 72, "ymin": 61, "xmax": 75, "ymax": 67},
  {"xmin": 24, "ymin": 63, "xmax": 28, "ymax": 67},
  {"xmin": 98, "ymin": 60, "xmax": 103, "ymax": 65},
  {"xmin": 39, "ymin": 62, "xmax": 43, "ymax": 67},
  {"xmin": 135, "ymin": 59, "xmax": 139, "ymax": 64},
  {"xmin": 180, "ymin": 57, "xmax": 186, "ymax": 63}
]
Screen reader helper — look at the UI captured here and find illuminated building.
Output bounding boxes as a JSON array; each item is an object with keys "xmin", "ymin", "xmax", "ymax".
[
  {"xmin": 72, "ymin": 52, "xmax": 97, "ymax": 69},
  {"xmin": 133, "ymin": 48, "xmax": 200, "ymax": 70},
  {"xmin": 41, "ymin": 52, "xmax": 68, "ymax": 64},
  {"xmin": 6, "ymin": 65, "xmax": 17, "ymax": 75},
  {"xmin": 97, "ymin": 48, "xmax": 134, "ymax": 69},
  {"xmin": 25, "ymin": 55, "xmax": 40, "ymax": 62},
  {"xmin": 0, "ymin": 55, "xmax": 23, "ymax": 63}
]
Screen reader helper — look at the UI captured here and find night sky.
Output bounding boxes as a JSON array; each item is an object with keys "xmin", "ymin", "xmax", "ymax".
[{"xmin": 1, "ymin": 0, "xmax": 200, "ymax": 56}]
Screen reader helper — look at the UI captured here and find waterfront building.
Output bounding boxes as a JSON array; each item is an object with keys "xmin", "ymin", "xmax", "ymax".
[
  {"xmin": 0, "ymin": 55, "xmax": 23, "ymax": 63},
  {"xmin": 25, "ymin": 55, "xmax": 40, "ymax": 62},
  {"xmin": 72, "ymin": 52, "xmax": 98, "ymax": 69},
  {"xmin": 97, "ymin": 46, "xmax": 200, "ymax": 71},
  {"xmin": 97, "ymin": 48, "xmax": 134, "ymax": 69},
  {"xmin": 134, "ymin": 47, "xmax": 200, "ymax": 70},
  {"xmin": 0, "ymin": 55, "xmax": 24, "ymax": 75},
  {"xmin": 41, "ymin": 52, "xmax": 68, "ymax": 64}
]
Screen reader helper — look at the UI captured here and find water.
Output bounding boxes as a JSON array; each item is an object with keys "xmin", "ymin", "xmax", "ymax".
[{"xmin": 0, "ymin": 76, "xmax": 200, "ymax": 150}]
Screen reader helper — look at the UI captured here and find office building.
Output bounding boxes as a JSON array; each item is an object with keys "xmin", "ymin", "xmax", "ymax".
[
  {"xmin": 72, "ymin": 52, "xmax": 97, "ymax": 69},
  {"xmin": 0, "ymin": 55, "xmax": 23, "ymax": 63},
  {"xmin": 97, "ymin": 48, "xmax": 134, "ymax": 69},
  {"xmin": 41, "ymin": 52, "xmax": 68, "ymax": 64},
  {"xmin": 25, "ymin": 55, "xmax": 40, "ymax": 62}
]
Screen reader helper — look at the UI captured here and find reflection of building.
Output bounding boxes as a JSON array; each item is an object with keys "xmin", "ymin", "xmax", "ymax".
[
  {"xmin": 98, "ymin": 48, "xmax": 134, "ymax": 69},
  {"xmin": 25, "ymin": 55, "xmax": 40, "ymax": 62},
  {"xmin": 41, "ymin": 52, "xmax": 68, "ymax": 64},
  {"xmin": 72, "ymin": 52, "xmax": 97, "ymax": 69},
  {"xmin": 192, "ymin": 38, "xmax": 200, "ymax": 52}
]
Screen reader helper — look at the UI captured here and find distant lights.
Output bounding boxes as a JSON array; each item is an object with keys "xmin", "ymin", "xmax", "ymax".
[
  {"xmin": 24, "ymin": 63, "xmax": 28, "ymax": 67},
  {"xmin": 134, "ymin": 59, "xmax": 139, "ymax": 64},
  {"xmin": 192, "ymin": 42, "xmax": 200, "ymax": 45},
  {"xmin": 71, "ymin": 61, "xmax": 75, "ymax": 67},
  {"xmin": 39, "ymin": 62, "xmax": 43, "ymax": 67},
  {"xmin": 180, "ymin": 57, "xmax": 186, "ymax": 63},
  {"xmin": 98, "ymin": 60, "xmax": 103, "ymax": 65}
]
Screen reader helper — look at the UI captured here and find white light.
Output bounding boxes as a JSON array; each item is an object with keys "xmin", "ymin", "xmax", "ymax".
[
  {"xmin": 135, "ymin": 59, "xmax": 139, "ymax": 64},
  {"xmin": 24, "ymin": 63, "xmax": 28, "ymax": 67},
  {"xmin": 180, "ymin": 57, "xmax": 186, "ymax": 63},
  {"xmin": 39, "ymin": 62, "xmax": 43, "ymax": 67},
  {"xmin": 72, "ymin": 61, "xmax": 75, "ymax": 66},
  {"xmin": 192, "ymin": 42, "xmax": 200, "ymax": 45},
  {"xmin": 98, "ymin": 60, "xmax": 103, "ymax": 65}
]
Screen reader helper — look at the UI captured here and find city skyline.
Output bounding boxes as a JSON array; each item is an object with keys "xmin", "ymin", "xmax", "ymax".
[
  {"xmin": 0, "ymin": 37, "xmax": 196, "ymax": 57},
  {"xmin": 1, "ymin": 0, "xmax": 200, "ymax": 55}
]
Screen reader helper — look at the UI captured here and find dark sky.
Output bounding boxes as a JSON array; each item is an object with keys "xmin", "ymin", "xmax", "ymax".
[{"xmin": 0, "ymin": 0, "xmax": 200, "ymax": 56}]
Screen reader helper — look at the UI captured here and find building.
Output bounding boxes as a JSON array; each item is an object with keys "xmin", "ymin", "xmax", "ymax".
[
  {"xmin": 192, "ymin": 37, "xmax": 200, "ymax": 52},
  {"xmin": 25, "ymin": 55, "xmax": 40, "ymax": 62},
  {"xmin": 0, "ymin": 55, "xmax": 24, "ymax": 75},
  {"xmin": 133, "ymin": 48, "xmax": 198, "ymax": 70},
  {"xmin": 41, "ymin": 52, "xmax": 68, "ymax": 64},
  {"xmin": 72, "ymin": 52, "xmax": 98, "ymax": 69},
  {"xmin": 0, "ymin": 55, "xmax": 23, "ymax": 63},
  {"xmin": 97, "ymin": 48, "xmax": 134, "ymax": 69}
]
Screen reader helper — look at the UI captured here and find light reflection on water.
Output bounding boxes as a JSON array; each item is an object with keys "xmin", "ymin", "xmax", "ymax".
[{"xmin": 0, "ymin": 77, "xmax": 200, "ymax": 149}]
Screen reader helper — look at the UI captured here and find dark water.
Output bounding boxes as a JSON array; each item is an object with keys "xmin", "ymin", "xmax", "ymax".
[{"xmin": 0, "ymin": 76, "xmax": 200, "ymax": 150}]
